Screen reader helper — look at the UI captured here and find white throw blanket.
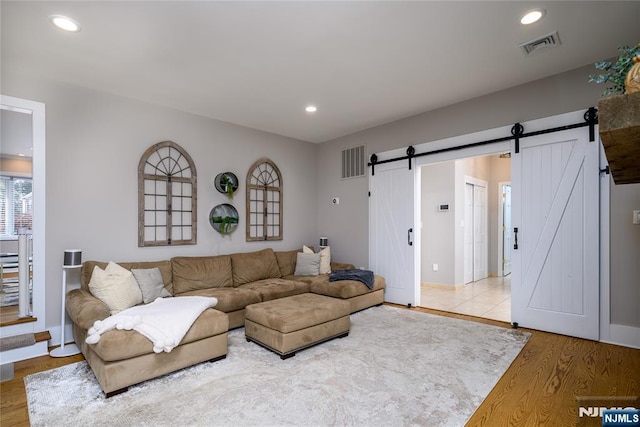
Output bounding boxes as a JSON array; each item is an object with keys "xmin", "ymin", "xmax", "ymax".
[{"xmin": 85, "ymin": 296, "xmax": 218, "ymax": 353}]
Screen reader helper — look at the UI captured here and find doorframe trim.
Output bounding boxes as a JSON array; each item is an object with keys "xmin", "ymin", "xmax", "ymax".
[
  {"xmin": 599, "ymin": 141, "xmax": 611, "ymax": 344},
  {"xmin": 0, "ymin": 95, "xmax": 46, "ymax": 335},
  {"xmin": 497, "ymin": 181, "xmax": 511, "ymax": 277}
]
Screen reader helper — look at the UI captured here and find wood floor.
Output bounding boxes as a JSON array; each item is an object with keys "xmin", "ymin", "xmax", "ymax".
[
  {"xmin": 1, "ymin": 305, "xmax": 638, "ymax": 426},
  {"xmin": 0, "ymin": 305, "xmax": 36, "ymax": 327}
]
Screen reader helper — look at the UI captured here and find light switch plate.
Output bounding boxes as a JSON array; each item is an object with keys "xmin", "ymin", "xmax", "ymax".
[{"xmin": 633, "ymin": 210, "xmax": 640, "ymax": 225}]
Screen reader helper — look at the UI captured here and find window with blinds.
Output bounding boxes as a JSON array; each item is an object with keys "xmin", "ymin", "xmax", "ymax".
[
  {"xmin": 0, "ymin": 175, "xmax": 33, "ymax": 237},
  {"xmin": 341, "ymin": 145, "xmax": 366, "ymax": 179}
]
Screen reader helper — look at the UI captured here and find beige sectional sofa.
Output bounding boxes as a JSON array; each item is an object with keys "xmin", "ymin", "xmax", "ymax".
[{"xmin": 65, "ymin": 248, "xmax": 385, "ymax": 396}]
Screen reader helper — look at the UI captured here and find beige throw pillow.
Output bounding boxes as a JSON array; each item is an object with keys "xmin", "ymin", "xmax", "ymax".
[
  {"xmin": 303, "ymin": 245, "xmax": 331, "ymax": 274},
  {"xmin": 89, "ymin": 262, "xmax": 143, "ymax": 314}
]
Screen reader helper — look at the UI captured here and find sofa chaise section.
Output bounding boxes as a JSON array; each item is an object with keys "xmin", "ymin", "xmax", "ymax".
[
  {"xmin": 66, "ymin": 260, "xmax": 229, "ymax": 396},
  {"xmin": 274, "ymin": 249, "xmax": 386, "ymax": 313}
]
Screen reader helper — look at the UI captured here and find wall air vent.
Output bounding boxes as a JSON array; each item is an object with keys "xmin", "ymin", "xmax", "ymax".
[
  {"xmin": 519, "ymin": 31, "xmax": 561, "ymax": 55},
  {"xmin": 341, "ymin": 145, "xmax": 366, "ymax": 179}
]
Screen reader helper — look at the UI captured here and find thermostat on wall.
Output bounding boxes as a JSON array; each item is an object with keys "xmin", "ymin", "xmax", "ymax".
[{"xmin": 438, "ymin": 204, "xmax": 450, "ymax": 212}]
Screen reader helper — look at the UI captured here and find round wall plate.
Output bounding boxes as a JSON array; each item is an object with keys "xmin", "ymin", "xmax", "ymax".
[
  {"xmin": 209, "ymin": 203, "xmax": 239, "ymax": 234},
  {"xmin": 214, "ymin": 172, "xmax": 238, "ymax": 196}
]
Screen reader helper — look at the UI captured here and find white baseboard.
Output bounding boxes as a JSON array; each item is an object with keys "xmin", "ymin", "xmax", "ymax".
[
  {"xmin": 421, "ymin": 282, "xmax": 465, "ymax": 289},
  {"xmin": 600, "ymin": 323, "xmax": 640, "ymax": 349}
]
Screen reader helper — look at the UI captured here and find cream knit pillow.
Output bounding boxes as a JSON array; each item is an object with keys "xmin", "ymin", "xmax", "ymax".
[{"xmin": 89, "ymin": 262, "xmax": 143, "ymax": 314}]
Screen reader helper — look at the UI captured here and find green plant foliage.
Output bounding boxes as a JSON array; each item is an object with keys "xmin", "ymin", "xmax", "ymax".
[
  {"xmin": 211, "ymin": 216, "xmax": 238, "ymax": 234},
  {"xmin": 589, "ymin": 43, "xmax": 640, "ymax": 96},
  {"xmin": 221, "ymin": 174, "xmax": 235, "ymax": 199}
]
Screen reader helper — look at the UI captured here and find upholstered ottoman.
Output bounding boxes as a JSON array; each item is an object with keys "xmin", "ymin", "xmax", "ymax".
[{"xmin": 244, "ymin": 293, "xmax": 350, "ymax": 359}]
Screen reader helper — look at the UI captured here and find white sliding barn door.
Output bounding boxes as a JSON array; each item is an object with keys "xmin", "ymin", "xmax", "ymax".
[
  {"xmin": 369, "ymin": 162, "xmax": 418, "ymax": 306},
  {"xmin": 511, "ymin": 127, "xmax": 599, "ymax": 340}
]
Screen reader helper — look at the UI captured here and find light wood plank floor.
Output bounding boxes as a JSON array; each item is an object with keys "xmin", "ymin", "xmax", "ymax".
[
  {"xmin": 1, "ymin": 305, "xmax": 638, "ymax": 426},
  {"xmin": 0, "ymin": 305, "xmax": 36, "ymax": 327}
]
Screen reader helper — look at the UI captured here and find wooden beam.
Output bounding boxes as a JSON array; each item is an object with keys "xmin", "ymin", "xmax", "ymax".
[{"xmin": 598, "ymin": 92, "xmax": 640, "ymax": 184}]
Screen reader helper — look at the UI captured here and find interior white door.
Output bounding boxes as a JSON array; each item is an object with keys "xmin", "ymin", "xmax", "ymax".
[
  {"xmin": 464, "ymin": 183, "xmax": 474, "ymax": 284},
  {"xmin": 369, "ymin": 162, "xmax": 418, "ymax": 306},
  {"xmin": 502, "ymin": 184, "xmax": 512, "ymax": 276},
  {"xmin": 511, "ymin": 128, "xmax": 599, "ymax": 340},
  {"xmin": 473, "ymin": 184, "xmax": 488, "ymax": 281}
]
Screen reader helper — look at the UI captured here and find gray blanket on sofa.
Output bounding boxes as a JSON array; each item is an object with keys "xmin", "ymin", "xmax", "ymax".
[{"xmin": 329, "ymin": 269, "xmax": 375, "ymax": 290}]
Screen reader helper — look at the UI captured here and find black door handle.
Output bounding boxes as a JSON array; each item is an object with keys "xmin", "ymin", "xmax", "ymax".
[
  {"xmin": 408, "ymin": 228, "xmax": 413, "ymax": 246},
  {"xmin": 513, "ymin": 227, "xmax": 518, "ymax": 250}
]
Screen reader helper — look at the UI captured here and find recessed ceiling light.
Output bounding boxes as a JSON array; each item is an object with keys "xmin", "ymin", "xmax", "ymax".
[
  {"xmin": 50, "ymin": 15, "xmax": 81, "ymax": 32},
  {"xmin": 305, "ymin": 105, "xmax": 318, "ymax": 113},
  {"xmin": 520, "ymin": 9, "xmax": 545, "ymax": 25},
  {"xmin": 18, "ymin": 153, "xmax": 26, "ymax": 157}
]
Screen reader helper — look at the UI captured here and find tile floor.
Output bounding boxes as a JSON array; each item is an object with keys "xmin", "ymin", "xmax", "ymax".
[{"xmin": 419, "ymin": 276, "xmax": 511, "ymax": 322}]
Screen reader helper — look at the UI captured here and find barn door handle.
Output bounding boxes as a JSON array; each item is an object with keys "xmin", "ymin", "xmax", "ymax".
[
  {"xmin": 408, "ymin": 228, "xmax": 413, "ymax": 246},
  {"xmin": 513, "ymin": 227, "xmax": 519, "ymax": 250}
]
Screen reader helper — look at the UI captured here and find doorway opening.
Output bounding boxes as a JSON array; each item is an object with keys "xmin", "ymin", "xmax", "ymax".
[
  {"xmin": 418, "ymin": 153, "xmax": 511, "ymax": 322},
  {"xmin": 0, "ymin": 95, "xmax": 45, "ymax": 334}
]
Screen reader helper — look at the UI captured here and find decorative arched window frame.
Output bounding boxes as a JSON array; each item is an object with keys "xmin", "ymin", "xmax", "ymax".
[
  {"xmin": 138, "ymin": 141, "xmax": 197, "ymax": 246},
  {"xmin": 246, "ymin": 158, "xmax": 283, "ymax": 241}
]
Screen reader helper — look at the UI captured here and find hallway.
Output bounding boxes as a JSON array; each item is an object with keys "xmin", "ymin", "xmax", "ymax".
[{"xmin": 419, "ymin": 276, "xmax": 511, "ymax": 322}]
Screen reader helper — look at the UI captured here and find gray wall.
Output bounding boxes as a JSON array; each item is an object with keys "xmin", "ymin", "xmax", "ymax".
[
  {"xmin": 610, "ymin": 183, "xmax": 640, "ymax": 327},
  {"xmin": 2, "ymin": 71, "xmax": 319, "ymax": 329},
  {"xmin": 1, "ymin": 109, "xmax": 33, "ymax": 156},
  {"xmin": 420, "ymin": 162, "xmax": 455, "ymax": 285},
  {"xmin": 317, "ymin": 63, "xmax": 640, "ymax": 329}
]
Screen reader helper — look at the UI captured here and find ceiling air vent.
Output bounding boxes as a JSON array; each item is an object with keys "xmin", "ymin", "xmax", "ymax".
[
  {"xmin": 519, "ymin": 31, "xmax": 561, "ymax": 55},
  {"xmin": 341, "ymin": 145, "xmax": 366, "ymax": 179}
]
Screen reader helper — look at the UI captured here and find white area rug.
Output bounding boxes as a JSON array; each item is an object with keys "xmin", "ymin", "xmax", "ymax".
[{"xmin": 25, "ymin": 306, "xmax": 529, "ymax": 426}]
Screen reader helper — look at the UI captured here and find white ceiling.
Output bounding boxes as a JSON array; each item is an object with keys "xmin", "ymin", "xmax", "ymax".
[{"xmin": 2, "ymin": 1, "xmax": 639, "ymax": 144}]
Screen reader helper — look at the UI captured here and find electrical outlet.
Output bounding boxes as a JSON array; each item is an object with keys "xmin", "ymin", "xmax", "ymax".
[
  {"xmin": 433, "ymin": 264, "xmax": 438, "ymax": 271},
  {"xmin": 332, "ymin": 197, "xmax": 340, "ymax": 205},
  {"xmin": 633, "ymin": 210, "xmax": 640, "ymax": 225}
]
